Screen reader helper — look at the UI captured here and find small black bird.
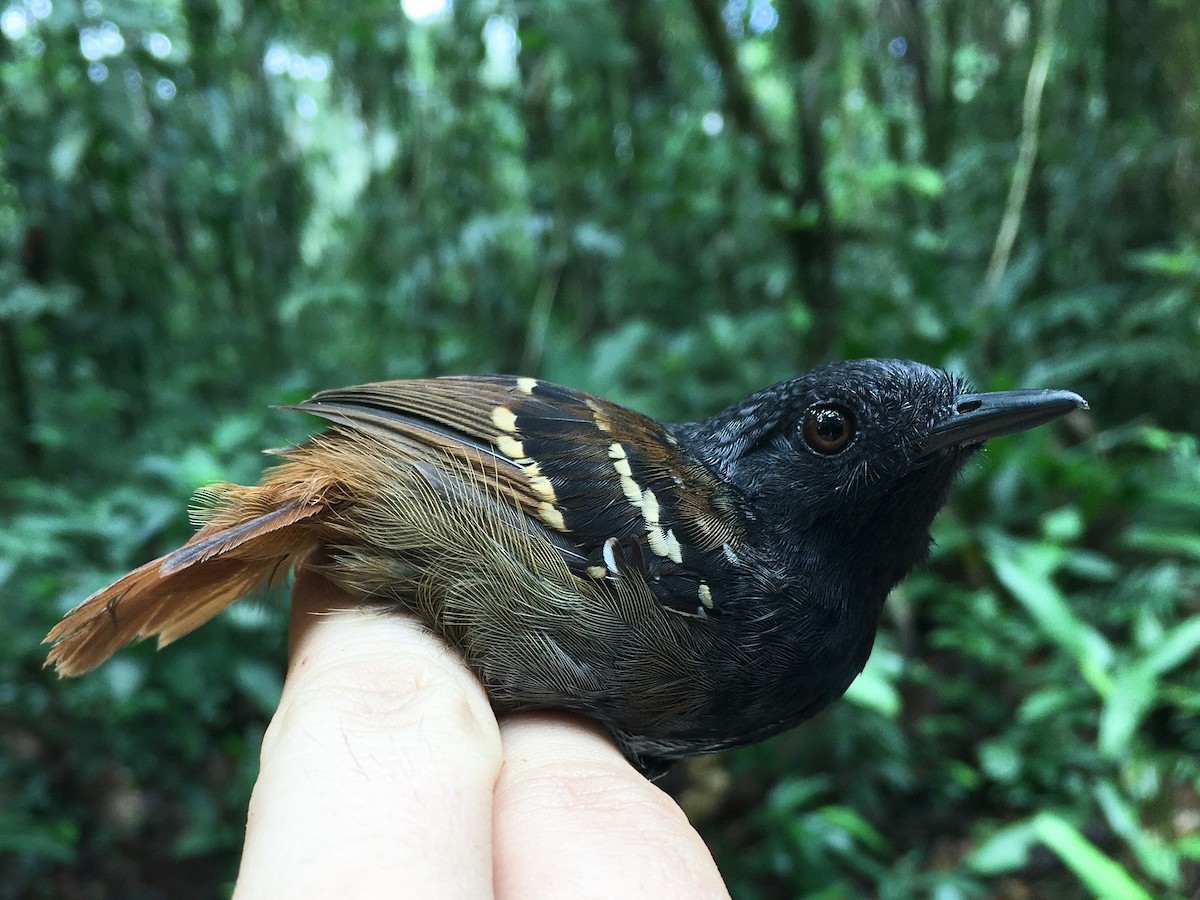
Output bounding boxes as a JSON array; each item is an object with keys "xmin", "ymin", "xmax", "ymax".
[{"xmin": 46, "ymin": 359, "xmax": 1085, "ymax": 773}]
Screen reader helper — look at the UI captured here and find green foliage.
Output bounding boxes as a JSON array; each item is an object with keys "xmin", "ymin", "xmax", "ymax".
[{"xmin": 2, "ymin": 0, "xmax": 1198, "ymax": 897}]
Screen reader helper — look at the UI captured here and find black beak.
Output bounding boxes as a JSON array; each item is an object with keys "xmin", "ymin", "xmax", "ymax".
[{"xmin": 922, "ymin": 389, "xmax": 1088, "ymax": 455}]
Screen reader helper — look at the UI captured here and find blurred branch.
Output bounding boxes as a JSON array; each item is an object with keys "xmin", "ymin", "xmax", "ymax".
[
  {"xmin": 3, "ymin": 224, "xmax": 49, "ymax": 472},
  {"xmin": 979, "ymin": 0, "xmax": 1061, "ymax": 307},
  {"xmin": 784, "ymin": 3, "xmax": 838, "ymax": 359},
  {"xmin": 687, "ymin": 0, "xmax": 787, "ymax": 196},
  {"xmin": 689, "ymin": 0, "xmax": 840, "ymax": 359},
  {"xmin": 1, "ymin": 318, "xmax": 40, "ymax": 471},
  {"xmin": 613, "ymin": 0, "xmax": 671, "ymax": 97},
  {"xmin": 900, "ymin": 0, "xmax": 957, "ymax": 229}
]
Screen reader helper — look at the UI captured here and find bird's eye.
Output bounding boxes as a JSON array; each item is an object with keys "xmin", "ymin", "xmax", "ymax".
[{"xmin": 801, "ymin": 405, "xmax": 855, "ymax": 455}]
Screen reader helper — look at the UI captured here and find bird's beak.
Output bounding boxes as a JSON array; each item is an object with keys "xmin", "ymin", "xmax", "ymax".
[{"xmin": 922, "ymin": 389, "xmax": 1088, "ymax": 455}]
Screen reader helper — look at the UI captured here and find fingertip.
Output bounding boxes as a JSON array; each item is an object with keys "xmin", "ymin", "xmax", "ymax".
[
  {"xmin": 494, "ymin": 714, "xmax": 729, "ymax": 900},
  {"xmin": 238, "ymin": 571, "xmax": 502, "ymax": 898}
]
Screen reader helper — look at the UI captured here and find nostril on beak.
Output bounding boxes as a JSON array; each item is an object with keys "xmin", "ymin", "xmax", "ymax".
[{"xmin": 956, "ymin": 398, "xmax": 983, "ymax": 414}]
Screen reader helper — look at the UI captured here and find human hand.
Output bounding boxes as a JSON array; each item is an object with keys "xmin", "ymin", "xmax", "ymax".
[{"xmin": 233, "ymin": 570, "xmax": 730, "ymax": 899}]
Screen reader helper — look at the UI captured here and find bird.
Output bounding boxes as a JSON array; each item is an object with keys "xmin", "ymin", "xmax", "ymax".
[{"xmin": 45, "ymin": 358, "xmax": 1086, "ymax": 774}]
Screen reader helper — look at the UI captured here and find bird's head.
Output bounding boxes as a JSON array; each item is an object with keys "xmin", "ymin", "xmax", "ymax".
[{"xmin": 682, "ymin": 358, "xmax": 1086, "ymax": 594}]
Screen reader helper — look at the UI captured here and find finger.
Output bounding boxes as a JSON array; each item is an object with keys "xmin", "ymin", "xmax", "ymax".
[
  {"xmin": 493, "ymin": 713, "xmax": 730, "ymax": 900},
  {"xmin": 234, "ymin": 571, "xmax": 502, "ymax": 900}
]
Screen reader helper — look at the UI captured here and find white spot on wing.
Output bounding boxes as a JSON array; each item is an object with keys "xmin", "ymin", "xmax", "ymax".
[
  {"xmin": 646, "ymin": 525, "xmax": 669, "ymax": 558},
  {"xmin": 529, "ymin": 474, "xmax": 557, "ymax": 502},
  {"xmin": 538, "ymin": 502, "xmax": 566, "ymax": 531},
  {"xmin": 620, "ymin": 474, "xmax": 643, "ymax": 507},
  {"xmin": 496, "ymin": 435, "xmax": 525, "ymax": 460},
  {"xmin": 662, "ymin": 528, "xmax": 683, "ymax": 564},
  {"xmin": 491, "ymin": 406, "xmax": 518, "ymax": 433},
  {"xmin": 608, "ymin": 440, "xmax": 684, "ymax": 563},
  {"xmin": 641, "ymin": 489, "xmax": 660, "ymax": 525},
  {"xmin": 602, "ymin": 537, "xmax": 620, "ymax": 574},
  {"xmin": 588, "ymin": 399, "xmax": 612, "ymax": 431}
]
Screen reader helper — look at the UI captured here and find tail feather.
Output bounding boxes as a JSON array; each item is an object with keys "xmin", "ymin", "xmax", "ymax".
[
  {"xmin": 45, "ymin": 492, "xmax": 325, "ymax": 677},
  {"xmin": 162, "ymin": 499, "xmax": 319, "ymax": 575}
]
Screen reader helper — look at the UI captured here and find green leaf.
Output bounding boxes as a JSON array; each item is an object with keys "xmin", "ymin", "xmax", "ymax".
[
  {"xmin": 1099, "ymin": 665, "xmax": 1156, "ymax": 758},
  {"xmin": 1030, "ymin": 813, "xmax": 1155, "ymax": 900},
  {"xmin": 0, "ymin": 812, "xmax": 78, "ymax": 862},
  {"xmin": 1140, "ymin": 617, "xmax": 1200, "ymax": 678},
  {"xmin": 815, "ymin": 805, "xmax": 891, "ymax": 854},
  {"xmin": 766, "ymin": 776, "xmax": 833, "ymax": 815},
  {"xmin": 1175, "ymin": 835, "xmax": 1200, "ymax": 860},
  {"xmin": 903, "ymin": 165, "xmax": 945, "ymax": 197},
  {"xmin": 1100, "ymin": 616, "xmax": 1200, "ymax": 756},
  {"xmin": 1095, "ymin": 781, "xmax": 1180, "ymax": 886},
  {"xmin": 967, "ymin": 820, "xmax": 1037, "ymax": 873},
  {"xmin": 1041, "ymin": 506, "xmax": 1083, "ymax": 542},
  {"xmin": 1122, "ymin": 526, "xmax": 1200, "ymax": 562},
  {"xmin": 978, "ymin": 738, "xmax": 1022, "ymax": 782},
  {"xmin": 1125, "ymin": 245, "xmax": 1200, "ymax": 279},
  {"xmin": 986, "ymin": 533, "xmax": 1114, "ymax": 694},
  {"xmin": 844, "ymin": 645, "xmax": 902, "ymax": 718},
  {"xmin": 1017, "ymin": 687, "xmax": 1077, "ymax": 722}
]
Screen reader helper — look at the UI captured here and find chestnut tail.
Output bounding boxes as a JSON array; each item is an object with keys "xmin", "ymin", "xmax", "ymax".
[{"xmin": 44, "ymin": 481, "xmax": 326, "ymax": 677}]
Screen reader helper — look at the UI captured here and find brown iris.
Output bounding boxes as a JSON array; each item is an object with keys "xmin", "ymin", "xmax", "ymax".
[{"xmin": 802, "ymin": 405, "xmax": 855, "ymax": 455}]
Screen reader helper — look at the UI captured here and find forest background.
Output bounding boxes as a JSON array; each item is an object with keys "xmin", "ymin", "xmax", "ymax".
[{"xmin": 2, "ymin": 0, "xmax": 1199, "ymax": 897}]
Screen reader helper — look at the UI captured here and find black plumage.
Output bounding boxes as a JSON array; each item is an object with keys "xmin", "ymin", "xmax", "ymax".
[{"xmin": 45, "ymin": 359, "xmax": 1085, "ymax": 774}]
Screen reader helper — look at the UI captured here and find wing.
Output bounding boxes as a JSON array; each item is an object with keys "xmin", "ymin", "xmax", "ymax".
[{"xmin": 291, "ymin": 376, "xmax": 755, "ymax": 617}]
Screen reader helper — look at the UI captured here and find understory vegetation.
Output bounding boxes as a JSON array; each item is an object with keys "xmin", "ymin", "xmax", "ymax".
[{"xmin": 2, "ymin": 1, "xmax": 1198, "ymax": 897}]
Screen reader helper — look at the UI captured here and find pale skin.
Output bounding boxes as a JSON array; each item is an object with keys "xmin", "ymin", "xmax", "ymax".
[{"xmin": 234, "ymin": 569, "xmax": 731, "ymax": 899}]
